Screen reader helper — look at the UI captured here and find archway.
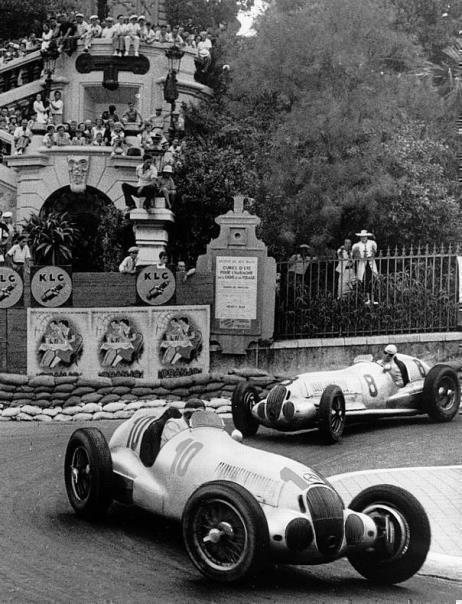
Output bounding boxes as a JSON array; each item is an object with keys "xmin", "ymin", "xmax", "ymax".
[{"xmin": 40, "ymin": 186, "xmax": 132, "ymax": 272}]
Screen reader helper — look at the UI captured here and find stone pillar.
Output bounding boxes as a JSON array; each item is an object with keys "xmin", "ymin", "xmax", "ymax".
[{"xmin": 130, "ymin": 197, "xmax": 174, "ymax": 266}]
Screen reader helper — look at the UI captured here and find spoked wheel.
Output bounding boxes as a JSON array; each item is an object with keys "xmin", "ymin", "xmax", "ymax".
[
  {"xmin": 231, "ymin": 382, "xmax": 260, "ymax": 437},
  {"xmin": 64, "ymin": 428, "xmax": 113, "ymax": 520},
  {"xmin": 347, "ymin": 485, "xmax": 431, "ymax": 584},
  {"xmin": 182, "ymin": 481, "xmax": 269, "ymax": 582},
  {"xmin": 318, "ymin": 384, "xmax": 346, "ymax": 444},
  {"xmin": 423, "ymin": 364, "xmax": 460, "ymax": 422}
]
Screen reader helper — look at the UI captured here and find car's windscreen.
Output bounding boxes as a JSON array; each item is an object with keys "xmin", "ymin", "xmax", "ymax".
[{"xmin": 189, "ymin": 410, "xmax": 225, "ymax": 430}]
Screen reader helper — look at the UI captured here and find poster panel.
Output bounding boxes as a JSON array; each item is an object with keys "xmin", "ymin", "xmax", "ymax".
[
  {"xmin": 215, "ymin": 256, "xmax": 258, "ymax": 320},
  {"xmin": 27, "ymin": 306, "xmax": 210, "ymax": 379}
]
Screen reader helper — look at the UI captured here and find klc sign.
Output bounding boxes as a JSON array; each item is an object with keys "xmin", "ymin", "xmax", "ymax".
[
  {"xmin": 136, "ymin": 265, "xmax": 175, "ymax": 305},
  {"xmin": 31, "ymin": 266, "xmax": 73, "ymax": 307},
  {"xmin": 0, "ymin": 267, "xmax": 23, "ymax": 308}
]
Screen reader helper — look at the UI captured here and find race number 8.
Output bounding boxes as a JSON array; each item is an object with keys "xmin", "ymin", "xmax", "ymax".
[{"xmin": 364, "ymin": 374, "xmax": 378, "ymax": 397}]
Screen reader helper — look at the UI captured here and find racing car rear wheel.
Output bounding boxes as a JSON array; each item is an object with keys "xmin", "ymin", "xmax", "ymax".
[
  {"xmin": 422, "ymin": 364, "xmax": 460, "ymax": 422},
  {"xmin": 182, "ymin": 480, "xmax": 269, "ymax": 582},
  {"xmin": 64, "ymin": 428, "xmax": 113, "ymax": 520},
  {"xmin": 318, "ymin": 385, "xmax": 346, "ymax": 444},
  {"xmin": 347, "ymin": 484, "xmax": 430, "ymax": 584},
  {"xmin": 231, "ymin": 382, "xmax": 260, "ymax": 437}
]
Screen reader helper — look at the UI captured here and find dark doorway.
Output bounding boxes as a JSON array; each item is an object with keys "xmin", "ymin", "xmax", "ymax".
[{"xmin": 41, "ymin": 186, "xmax": 113, "ymax": 272}]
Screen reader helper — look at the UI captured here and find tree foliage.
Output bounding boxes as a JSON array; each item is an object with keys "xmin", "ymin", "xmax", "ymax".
[
  {"xmin": 23, "ymin": 211, "xmax": 81, "ymax": 265},
  {"xmin": 173, "ymin": 0, "xmax": 461, "ymax": 262},
  {"xmin": 165, "ymin": 0, "xmax": 255, "ymax": 31}
]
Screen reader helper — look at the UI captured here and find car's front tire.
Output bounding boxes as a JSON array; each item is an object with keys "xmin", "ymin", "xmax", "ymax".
[
  {"xmin": 318, "ymin": 384, "xmax": 346, "ymax": 444},
  {"xmin": 64, "ymin": 428, "xmax": 113, "ymax": 520},
  {"xmin": 347, "ymin": 484, "xmax": 430, "ymax": 584},
  {"xmin": 182, "ymin": 480, "xmax": 269, "ymax": 582},
  {"xmin": 422, "ymin": 364, "xmax": 460, "ymax": 422},
  {"xmin": 231, "ymin": 382, "xmax": 260, "ymax": 437}
]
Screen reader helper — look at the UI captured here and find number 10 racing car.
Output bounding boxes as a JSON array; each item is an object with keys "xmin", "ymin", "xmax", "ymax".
[
  {"xmin": 232, "ymin": 354, "xmax": 461, "ymax": 444},
  {"xmin": 64, "ymin": 408, "xmax": 431, "ymax": 584}
]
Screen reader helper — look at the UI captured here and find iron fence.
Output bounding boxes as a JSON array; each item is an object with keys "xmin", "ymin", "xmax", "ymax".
[{"xmin": 275, "ymin": 244, "xmax": 460, "ymax": 339}]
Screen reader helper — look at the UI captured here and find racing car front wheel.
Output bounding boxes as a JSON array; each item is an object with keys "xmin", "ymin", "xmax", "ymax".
[
  {"xmin": 64, "ymin": 428, "xmax": 113, "ymax": 520},
  {"xmin": 347, "ymin": 484, "xmax": 430, "ymax": 584},
  {"xmin": 422, "ymin": 364, "xmax": 460, "ymax": 422},
  {"xmin": 231, "ymin": 382, "xmax": 260, "ymax": 437},
  {"xmin": 318, "ymin": 384, "xmax": 346, "ymax": 444},
  {"xmin": 182, "ymin": 480, "xmax": 269, "ymax": 583}
]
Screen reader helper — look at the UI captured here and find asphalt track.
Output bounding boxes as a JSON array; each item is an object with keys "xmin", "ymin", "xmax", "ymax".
[{"xmin": 0, "ymin": 416, "xmax": 461, "ymax": 603}]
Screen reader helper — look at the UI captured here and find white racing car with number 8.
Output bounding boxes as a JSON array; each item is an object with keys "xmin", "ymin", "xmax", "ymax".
[{"xmin": 232, "ymin": 354, "xmax": 460, "ymax": 444}]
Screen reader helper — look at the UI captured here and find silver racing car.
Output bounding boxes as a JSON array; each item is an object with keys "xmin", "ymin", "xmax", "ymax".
[
  {"xmin": 231, "ymin": 354, "xmax": 460, "ymax": 444},
  {"xmin": 64, "ymin": 408, "xmax": 431, "ymax": 584}
]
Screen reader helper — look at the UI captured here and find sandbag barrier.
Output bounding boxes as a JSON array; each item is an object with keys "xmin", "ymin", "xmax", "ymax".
[{"xmin": 0, "ymin": 368, "xmax": 285, "ymax": 422}]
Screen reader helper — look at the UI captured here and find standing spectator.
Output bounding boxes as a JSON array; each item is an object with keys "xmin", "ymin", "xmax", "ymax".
[
  {"xmin": 121, "ymin": 154, "xmax": 158, "ymax": 210},
  {"xmin": 13, "ymin": 118, "xmax": 32, "ymax": 155},
  {"xmin": 352, "ymin": 229, "xmax": 378, "ymax": 305},
  {"xmin": 33, "ymin": 93, "xmax": 49, "ymax": 124},
  {"xmin": 67, "ymin": 119, "xmax": 78, "ymax": 140},
  {"xmin": 50, "ymin": 90, "xmax": 64, "ymax": 125},
  {"xmin": 157, "ymin": 165, "xmax": 176, "ymax": 209},
  {"xmin": 84, "ymin": 15, "xmax": 102, "ymax": 52},
  {"xmin": 107, "ymin": 105, "xmax": 119, "ymax": 122},
  {"xmin": 149, "ymin": 107, "xmax": 164, "ymax": 132},
  {"xmin": 119, "ymin": 246, "xmax": 139, "ymax": 273},
  {"xmin": 288, "ymin": 244, "xmax": 313, "ymax": 285},
  {"xmin": 125, "ymin": 14, "xmax": 141, "ymax": 57},
  {"xmin": 171, "ymin": 25, "xmax": 185, "ymax": 47},
  {"xmin": 336, "ymin": 238, "xmax": 355, "ymax": 298},
  {"xmin": 71, "ymin": 129, "xmax": 86, "ymax": 146},
  {"xmin": 7, "ymin": 236, "xmax": 31, "ymax": 272},
  {"xmin": 40, "ymin": 23, "xmax": 54, "ymax": 53},
  {"xmin": 196, "ymin": 31, "xmax": 212, "ymax": 72},
  {"xmin": 110, "ymin": 121, "xmax": 127, "ymax": 156},
  {"xmin": 159, "ymin": 140, "xmax": 174, "ymax": 171},
  {"xmin": 92, "ymin": 132, "xmax": 106, "ymax": 146},
  {"xmin": 122, "ymin": 101, "xmax": 143, "ymax": 126}
]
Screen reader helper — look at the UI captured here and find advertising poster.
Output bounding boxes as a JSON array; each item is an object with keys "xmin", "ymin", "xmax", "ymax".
[
  {"xmin": 27, "ymin": 306, "xmax": 210, "ymax": 379},
  {"xmin": 215, "ymin": 256, "xmax": 258, "ymax": 321}
]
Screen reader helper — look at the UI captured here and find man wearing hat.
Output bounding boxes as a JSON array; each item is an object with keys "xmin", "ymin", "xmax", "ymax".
[
  {"xmin": 148, "ymin": 107, "xmax": 164, "ymax": 131},
  {"xmin": 83, "ymin": 15, "xmax": 102, "ymax": 52},
  {"xmin": 157, "ymin": 164, "xmax": 176, "ymax": 209},
  {"xmin": 125, "ymin": 14, "xmax": 140, "ymax": 56},
  {"xmin": 288, "ymin": 244, "xmax": 314, "ymax": 285},
  {"xmin": 352, "ymin": 229, "xmax": 378, "ymax": 305},
  {"xmin": 75, "ymin": 13, "xmax": 90, "ymax": 46},
  {"xmin": 119, "ymin": 246, "xmax": 139, "ymax": 273},
  {"xmin": 378, "ymin": 344, "xmax": 409, "ymax": 388},
  {"xmin": 160, "ymin": 399, "xmax": 206, "ymax": 448}
]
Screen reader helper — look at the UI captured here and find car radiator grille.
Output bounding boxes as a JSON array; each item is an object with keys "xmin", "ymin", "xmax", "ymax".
[
  {"xmin": 266, "ymin": 385, "xmax": 287, "ymax": 422},
  {"xmin": 306, "ymin": 485, "xmax": 344, "ymax": 556}
]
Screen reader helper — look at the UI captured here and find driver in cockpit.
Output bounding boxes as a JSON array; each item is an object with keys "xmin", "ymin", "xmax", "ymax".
[
  {"xmin": 377, "ymin": 344, "xmax": 409, "ymax": 388},
  {"xmin": 160, "ymin": 398, "xmax": 205, "ymax": 448}
]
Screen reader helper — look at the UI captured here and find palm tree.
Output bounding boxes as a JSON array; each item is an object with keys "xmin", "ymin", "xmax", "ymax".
[{"xmin": 22, "ymin": 211, "xmax": 81, "ymax": 266}]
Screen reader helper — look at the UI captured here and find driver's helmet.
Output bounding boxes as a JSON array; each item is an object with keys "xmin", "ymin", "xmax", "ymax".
[{"xmin": 183, "ymin": 398, "xmax": 205, "ymax": 421}]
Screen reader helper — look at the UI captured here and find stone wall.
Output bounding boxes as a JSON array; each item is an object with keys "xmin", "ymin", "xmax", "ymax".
[{"xmin": 0, "ymin": 367, "xmax": 279, "ymax": 422}]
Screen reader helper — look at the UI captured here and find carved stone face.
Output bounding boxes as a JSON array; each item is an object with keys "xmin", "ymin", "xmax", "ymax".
[{"xmin": 67, "ymin": 156, "xmax": 89, "ymax": 193}]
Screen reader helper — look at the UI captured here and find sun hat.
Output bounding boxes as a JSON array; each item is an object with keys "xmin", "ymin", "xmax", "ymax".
[
  {"xmin": 90, "ymin": 15, "xmax": 98, "ymax": 20},
  {"xmin": 355, "ymin": 229, "xmax": 373, "ymax": 237},
  {"xmin": 129, "ymin": 14, "xmax": 138, "ymax": 20},
  {"xmin": 3, "ymin": 211, "xmax": 12, "ymax": 218},
  {"xmin": 128, "ymin": 246, "xmax": 139, "ymax": 253},
  {"xmin": 162, "ymin": 165, "xmax": 173, "ymax": 173}
]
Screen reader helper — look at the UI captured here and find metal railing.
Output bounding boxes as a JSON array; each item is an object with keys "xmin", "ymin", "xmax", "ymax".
[
  {"xmin": 275, "ymin": 244, "xmax": 460, "ymax": 339},
  {"xmin": 0, "ymin": 52, "xmax": 43, "ymax": 94}
]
